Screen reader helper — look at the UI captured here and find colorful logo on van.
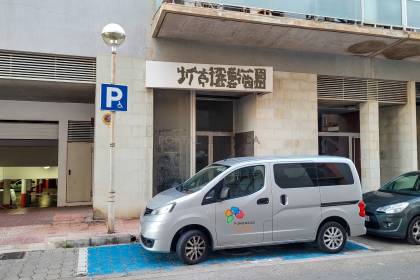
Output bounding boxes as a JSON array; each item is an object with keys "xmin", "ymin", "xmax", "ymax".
[{"xmin": 225, "ymin": 207, "xmax": 245, "ymax": 224}]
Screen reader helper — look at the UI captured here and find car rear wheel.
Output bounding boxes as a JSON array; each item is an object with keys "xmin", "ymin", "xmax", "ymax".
[
  {"xmin": 407, "ymin": 216, "xmax": 420, "ymax": 245},
  {"xmin": 176, "ymin": 230, "xmax": 209, "ymax": 265},
  {"xmin": 316, "ymin": 221, "xmax": 347, "ymax": 253}
]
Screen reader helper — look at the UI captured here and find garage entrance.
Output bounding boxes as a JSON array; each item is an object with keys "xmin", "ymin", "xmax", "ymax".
[
  {"xmin": 0, "ymin": 81, "xmax": 95, "ymax": 209},
  {"xmin": 0, "ymin": 121, "xmax": 59, "ymax": 209}
]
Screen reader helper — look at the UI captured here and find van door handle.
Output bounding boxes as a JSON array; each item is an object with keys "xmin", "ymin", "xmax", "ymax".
[
  {"xmin": 257, "ymin": 197, "xmax": 269, "ymax": 205},
  {"xmin": 280, "ymin": 194, "xmax": 288, "ymax": 206}
]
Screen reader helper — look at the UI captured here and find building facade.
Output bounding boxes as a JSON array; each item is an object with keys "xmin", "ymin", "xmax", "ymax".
[{"xmin": 0, "ymin": 0, "xmax": 420, "ymax": 218}]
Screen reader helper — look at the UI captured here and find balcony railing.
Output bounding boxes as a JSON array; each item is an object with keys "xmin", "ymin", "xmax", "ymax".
[{"xmin": 156, "ymin": 0, "xmax": 420, "ymax": 30}]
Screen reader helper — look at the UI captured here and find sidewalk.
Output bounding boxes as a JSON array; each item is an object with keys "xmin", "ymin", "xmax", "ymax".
[{"xmin": 0, "ymin": 206, "xmax": 138, "ymax": 253}]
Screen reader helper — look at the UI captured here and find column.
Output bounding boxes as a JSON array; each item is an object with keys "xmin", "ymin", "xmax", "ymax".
[
  {"xmin": 21, "ymin": 179, "xmax": 32, "ymax": 208},
  {"xmin": 379, "ymin": 81, "xmax": 418, "ymax": 183},
  {"xmin": 360, "ymin": 101, "xmax": 381, "ymax": 192},
  {"xmin": 2, "ymin": 179, "xmax": 11, "ymax": 207},
  {"xmin": 93, "ymin": 55, "xmax": 153, "ymax": 219}
]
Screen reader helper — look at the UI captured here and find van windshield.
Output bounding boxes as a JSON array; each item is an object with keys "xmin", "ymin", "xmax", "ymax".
[{"xmin": 176, "ymin": 164, "xmax": 229, "ymax": 194}]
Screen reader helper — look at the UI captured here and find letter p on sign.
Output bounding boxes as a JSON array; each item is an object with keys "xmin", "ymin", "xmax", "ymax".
[{"xmin": 100, "ymin": 84, "xmax": 128, "ymax": 112}]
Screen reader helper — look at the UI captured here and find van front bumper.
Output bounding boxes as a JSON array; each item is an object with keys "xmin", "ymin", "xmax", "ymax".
[{"xmin": 140, "ymin": 218, "xmax": 174, "ymax": 253}]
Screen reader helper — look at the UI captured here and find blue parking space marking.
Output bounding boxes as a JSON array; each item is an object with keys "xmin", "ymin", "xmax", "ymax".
[{"xmin": 87, "ymin": 241, "xmax": 369, "ymax": 277}]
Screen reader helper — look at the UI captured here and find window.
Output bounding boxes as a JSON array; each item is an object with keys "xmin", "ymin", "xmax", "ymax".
[
  {"xmin": 274, "ymin": 163, "xmax": 317, "ymax": 189},
  {"xmin": 317, "ymin": 163, "xmax": 354, "ymax": 186},
  {"xmin": 176, "ymin": 164, "xmax": 229, "ymax": 194},
  {"xmin": 380, "ymin": 173, "xmax": 420, "ymax": 195},
  {"xmin": 221, "ymin": 165, "xmax": 265, "ymax": 200}
]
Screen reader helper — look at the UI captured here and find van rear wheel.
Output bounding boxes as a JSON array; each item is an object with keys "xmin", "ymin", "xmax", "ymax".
[
  {"xmin": 317, "ymin": 221, "xmax": 347, "ymax": 253},
  {"xmin": 176, "ymin": 230, "xmax": 209, "ymax": 265}
]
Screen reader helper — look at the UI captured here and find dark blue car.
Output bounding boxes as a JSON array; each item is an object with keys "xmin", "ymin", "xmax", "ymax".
[{"xmin": 363, "ymin": 171, "xmax": 420, "ymax": 244}]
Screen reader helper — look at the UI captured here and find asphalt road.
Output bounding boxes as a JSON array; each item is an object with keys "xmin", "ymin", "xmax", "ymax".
[
  {"xmin": 1, "ymin": 236, "xmax": 419, "ymax": 280},
  {"xmin": 115, "ymin": 248, "xmax": 420, "ymax": 280}
]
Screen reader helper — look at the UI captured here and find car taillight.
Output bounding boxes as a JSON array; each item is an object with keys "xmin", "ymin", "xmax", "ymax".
[{"xmin": 358, "ymin": 201, "xmax": 366, "ymax": 217}]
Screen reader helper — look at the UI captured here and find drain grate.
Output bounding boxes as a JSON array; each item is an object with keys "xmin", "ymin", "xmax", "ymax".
[{"xmin": 0, "ymin": 252, "xmax": 26, "ymax": 260}]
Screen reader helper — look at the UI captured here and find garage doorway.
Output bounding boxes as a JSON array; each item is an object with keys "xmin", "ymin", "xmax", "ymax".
[{"xmin": 0, "ymin": 121, "xmax": 59, "ymax": 209}]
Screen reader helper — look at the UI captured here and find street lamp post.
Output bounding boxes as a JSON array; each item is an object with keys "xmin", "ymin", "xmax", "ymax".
[{"xmin": 101, "ymin": 23, "xmax": 126, "ymax": 234}]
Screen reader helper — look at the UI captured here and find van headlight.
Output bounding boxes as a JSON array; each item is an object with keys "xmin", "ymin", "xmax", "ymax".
[
  {"xmin": 151, "ymin": 203, "xmax": 176, "ymax": 215},
  {"xmin": 377, "ymin": 202, "xmax": 409, "ymax": 214}
]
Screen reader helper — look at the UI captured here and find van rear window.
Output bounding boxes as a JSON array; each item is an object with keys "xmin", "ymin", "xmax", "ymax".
[
  {"xmin": 274, "ymin": 162, "xmax": 354, "ymax": 188},
  {"xmin": 317, "ymin": 163, "xmax": 354, "ymax": 186}
]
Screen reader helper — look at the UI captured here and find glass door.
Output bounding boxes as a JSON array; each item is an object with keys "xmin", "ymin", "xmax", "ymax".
[
  {"xmin": 319, "ymin": 132, "xmax": 361, "ymax": 176},
  {"xmin": 196, "ymin": 133, "xmax": 233, "ymax": 172},
  {"xmin": 195, "ymin": 98, "xmax": 234, "ymax": 172}
]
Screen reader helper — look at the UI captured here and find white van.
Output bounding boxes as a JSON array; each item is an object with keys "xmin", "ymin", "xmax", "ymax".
[{"xmin": 140, "ymin": 156, "xmax": 366, "ymax": 264}]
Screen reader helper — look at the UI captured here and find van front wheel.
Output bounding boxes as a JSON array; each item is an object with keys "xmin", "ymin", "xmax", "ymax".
[
  {"xmin": 316, "ymin": 221, "xmax": 347, "ymax": 253},
  {"xmin": 176, "ymin": 230, "xmax": 209, "ymax": 265}
]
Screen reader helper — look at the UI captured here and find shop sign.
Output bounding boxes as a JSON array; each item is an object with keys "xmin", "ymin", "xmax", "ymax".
[{"xmin": 146, "ymin": 61, "xmax": 273, "ymax": 93}]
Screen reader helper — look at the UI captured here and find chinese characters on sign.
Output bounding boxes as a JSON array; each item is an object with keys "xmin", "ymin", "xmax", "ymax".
[
  {"xmin": 145, "ymin": 61, "xmax": 273, "ymax": 93},
  {"xmin": 176, "ymin": 66, "xmax": 267, "ymax": 90}
]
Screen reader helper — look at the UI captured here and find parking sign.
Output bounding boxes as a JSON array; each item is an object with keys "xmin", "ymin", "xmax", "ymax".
[{"xmin": 101, "ymin": 84, "xmax": 128, "ymax": 111}]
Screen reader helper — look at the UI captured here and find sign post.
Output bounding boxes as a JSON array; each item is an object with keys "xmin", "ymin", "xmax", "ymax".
[{"xmin": 101, "ymin": 23, "xmax": 126, "ymax": 234}]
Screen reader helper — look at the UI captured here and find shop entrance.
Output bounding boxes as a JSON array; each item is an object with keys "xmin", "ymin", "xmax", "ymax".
[
  {"xmin": 319, "ymin": 132, "xmax": 361, "ymax": 175},
  {"xmin": 196, "ymin": 98, "xmax": 234, "ymax": 172},
  {"xmin": 153, "ymin": 90, "xmax": 257, "ymax": 194},
  {"xmin": 318, "ymin": 104, "xmax": 361, "ymax": 176}
]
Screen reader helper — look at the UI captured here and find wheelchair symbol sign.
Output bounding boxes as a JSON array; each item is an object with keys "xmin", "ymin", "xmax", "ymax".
[{"xmin": 101, "ymin": 84, "xmax": 128, "ymax": 112}]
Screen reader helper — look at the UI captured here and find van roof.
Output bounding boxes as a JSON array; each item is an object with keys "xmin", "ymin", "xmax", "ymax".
[{"xmin": 214, "ymin": 156, "xmax": 352, "ymax": 167}]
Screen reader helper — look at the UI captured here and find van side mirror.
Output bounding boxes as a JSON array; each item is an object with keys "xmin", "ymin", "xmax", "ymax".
[{"xmin": 219, "ymin": 186, "xmax": 230, "ymax": 200}]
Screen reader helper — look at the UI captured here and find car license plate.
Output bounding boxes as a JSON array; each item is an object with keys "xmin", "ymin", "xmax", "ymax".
[{"xmin": 365, "ymin": 216, "xmax": 370, "ymax": 222}]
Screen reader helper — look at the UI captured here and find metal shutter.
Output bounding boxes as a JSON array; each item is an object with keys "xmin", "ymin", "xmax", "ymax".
[
  {"xmin": 0, "ymin": 50, "xmax": 96, "ymax": 83},
  {"xmin": 318, "ymin": 75, "xmax": 407, "ymax": 104}
]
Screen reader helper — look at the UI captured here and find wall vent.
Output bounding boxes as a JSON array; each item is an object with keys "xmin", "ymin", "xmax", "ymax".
[
  {"xmin": 68, "ymin": 121, "xmax": 94, "ymax": 143},
  {"xmin": 318, "ymin": 75, "xmax": 407, "ymax": 104},
  {"xmin": 0, "ymin": 50, "xmax": 96, "ymax": 83}
]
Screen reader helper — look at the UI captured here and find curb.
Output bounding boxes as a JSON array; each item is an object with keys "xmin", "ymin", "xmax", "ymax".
[{"xmin": 50, "ymin": 233, "xmax": 137, "ymax": 249}]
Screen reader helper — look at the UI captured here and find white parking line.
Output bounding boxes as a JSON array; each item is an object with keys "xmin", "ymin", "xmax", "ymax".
[{"xmin": 76, "ymin": 247, "xmax": 88, "ymax": 277}]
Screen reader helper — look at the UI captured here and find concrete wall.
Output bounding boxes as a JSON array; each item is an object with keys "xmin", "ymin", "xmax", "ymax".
[
  {"xmin": 93, "ymin": 56, "xmax": 153, "ymax": 219},
  {"xmin": 0, "ymin": 0, "xmax": 152, "ymax": 57},
  {"xmin": 0, "ymin": 100, "xmax": 94, "ymax": 207},
  {"xmin": 2, "ymin": 167, "xmax": 58, "ymax": 180},
  {"xmin": 254, "ymin": 71, "xmax": 318, "ymax": 156},
  {"xmin": 379, "ymin": 82, "xmax": 418, "ymax": 184}
]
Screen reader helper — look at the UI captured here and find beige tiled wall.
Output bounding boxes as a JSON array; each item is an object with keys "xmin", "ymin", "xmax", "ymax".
[
  {"xmin": 254, "ymin": 71, "xmax": 318, "ymax": 156},
  {"xmin": 93, "ymin": 56, "xmax": 153, "ymax": 219}
]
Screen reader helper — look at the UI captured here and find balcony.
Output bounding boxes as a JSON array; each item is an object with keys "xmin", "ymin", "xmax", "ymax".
[{"xmin": 153, "ymin": 0, "xmax": 420, "ymax": 62}]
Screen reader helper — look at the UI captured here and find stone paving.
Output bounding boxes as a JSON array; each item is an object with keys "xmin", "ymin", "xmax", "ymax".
[
  {"xmin": 0, "ymin": 207, "xmax": 138, "ymax": 253},
  {"xmin": 0, "ymin": 248, "xmax": 78, "ymax": 280}
]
